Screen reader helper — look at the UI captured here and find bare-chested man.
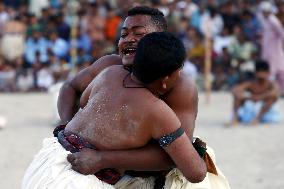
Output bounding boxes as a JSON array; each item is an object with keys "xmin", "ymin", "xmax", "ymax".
[
  {"xmin": 232, "ymin": 60, "xmax": 281, "ymax": 125},
  {"xmin": 54, "ymin": 6, "xmax": 231, "ymax": 189},
  {"xmin": 22, "ymin": 32, "xmax": 207, "ymax": 189},
  {"xmin": 57, "ymin": 5, "xmax": 200, "ymax": 177}
]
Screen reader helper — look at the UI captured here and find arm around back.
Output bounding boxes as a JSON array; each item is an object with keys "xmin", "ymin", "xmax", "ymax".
[{"xmin": 57, "ymin": 54, "xmax": 122, "ymax": 124}]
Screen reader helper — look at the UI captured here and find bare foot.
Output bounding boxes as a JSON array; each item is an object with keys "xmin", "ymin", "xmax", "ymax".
[
  {"xmin": 250, "ymin": 119, "xmax": 259, "ymax": 126},
  {"xmin": 224, "ymin": 119, "xmax": 239, "ymax": 127}
]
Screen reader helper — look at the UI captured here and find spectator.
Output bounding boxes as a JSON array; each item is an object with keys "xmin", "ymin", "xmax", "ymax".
[
  {"xmin": 232, "ymin": 60, "xmax": 281, "ymax": 125},
  {"xmin": 104, "ymin": 6, "xmax": 122, "ymax": 42},
  {"xmin": 24, "ymin": 29, "xmax": 49, "ymax": 66},
  {"xmin": 0, "ymin": 2, "xmax": 9, "ymax": 37},
  {"xmin": 0, "ymin": 16, "xmax": 26, "ymax": 63},
  {"xmin": 213, "ymin": 27, "xmax": 233, "ymax": 55},
  {"xmin": 228, "ymin": 26, "xmax": 257, "ymax": 61},
  {"xmin": 220, "ymin": 1, "xmax": 241, "ymax": 33},
  {"xmin": 200, "ymin": 6, "xmax": 224, "ymax": 38},
  {"xmin": 16, "ymin": 69, "xmax": 34, "ymax": 92},
  {"xmin": 241, "ymin": 10, "xmax": 260, "ymax": 42},
  {"xmin": 56, "ymin": 12, "xmax": 71, "ymax": 41},
  {"xmin": 258, "ymin": 1, "xmax": 284, "ymax": 96},
  {"xmin": 0, "ymin": 58, "xmax": 16, "ymax": 92},
  {"xmin": 49, "ymin": 31, "xmax": 69, "ymax": 59},
  {"xmin": 29, "ymin": 0, "xmax": 49, "ymax": 17}
]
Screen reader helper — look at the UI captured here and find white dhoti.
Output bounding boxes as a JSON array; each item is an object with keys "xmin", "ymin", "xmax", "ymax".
[
  {"xmin": 22, "ymin": 137, "xmax": 115, "ymax": 189},
  {"xmin": 22, "ymin": 137, "xmax": 230, "ymax": 189},
  {"xmin": 21, "ymin": 137, "xmax": 155, "ymax": 189},
  {"xmin": 164, "ymin": 146, "xmax": 231, "ymax": 189}
]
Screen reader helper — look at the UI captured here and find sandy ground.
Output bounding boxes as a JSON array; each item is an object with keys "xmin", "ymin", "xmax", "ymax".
[{"xmin": 0, "ymin": 92, "xmax": 283, "ymax": 189}]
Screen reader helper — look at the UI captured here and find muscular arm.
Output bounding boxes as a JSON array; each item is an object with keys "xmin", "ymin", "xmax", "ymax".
[
  {"xmin": 150, "ymin": 104, "xmax": 206, "ymax": 183},
  {"xmin": 163, "ymin": 74, "xmax": 198, "ymax": 139},
  {"xmin": 57, "ymin": 54, "xmax": 122, "ymax": 124},
  {"xmin": 232, "ymin": 82, "xmax": 251, "ymax": 100}
]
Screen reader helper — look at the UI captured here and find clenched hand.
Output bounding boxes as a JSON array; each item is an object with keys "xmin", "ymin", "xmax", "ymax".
[{"xmin": 67, "ymin": 148, "xmax": 104, "ymax": 175}]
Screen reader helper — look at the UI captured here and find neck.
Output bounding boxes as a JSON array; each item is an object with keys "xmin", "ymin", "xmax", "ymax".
[
  {"xmin": 130, "ymin": 73, "xmax": 145, "ymax": 86},
  {"xmin": 130, "ymin": 74, "xmax": 161, "ymax": 97},
  {"xmin": 256, "ymin": 78, "xmax": 268, "ymax": 85}
]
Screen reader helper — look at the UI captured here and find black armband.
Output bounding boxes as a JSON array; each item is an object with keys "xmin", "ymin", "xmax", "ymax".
[{"xmin": 158, "ymin": 127, "xmax": 184, "ymax": 147}]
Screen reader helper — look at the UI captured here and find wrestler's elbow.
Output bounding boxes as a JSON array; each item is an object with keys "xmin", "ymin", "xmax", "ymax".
[{"xmin": 183, "ymin": 162, "xmax": 207, "ymax": 183}]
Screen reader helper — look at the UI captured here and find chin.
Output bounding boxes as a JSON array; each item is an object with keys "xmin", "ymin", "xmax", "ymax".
[{"xmin": 122, "ymin": 58, "xmax": 134, "ymax": 67}]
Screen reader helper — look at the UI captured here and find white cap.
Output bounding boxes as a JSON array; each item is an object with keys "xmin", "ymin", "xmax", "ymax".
[
  {"xmin": 260, "ymin": 1, "xmax": 274, "ymax": 12},
  {"xmin": 177, "ymin": 1, "xmax": 187, "ymax": 9}
]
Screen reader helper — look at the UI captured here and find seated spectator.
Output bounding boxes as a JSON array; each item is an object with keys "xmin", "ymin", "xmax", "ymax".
[
  {"xmin": 0, "ymin": 59, "xmax": 16, "ymax": 92},
  {"xmin": 0, "ymin": 15, "xmax": 26, "ymax": 63},
  {"xmin": 104, "ymin": 6, "xmax": 121, "ymax": 42},
  {"xmin": 213, "ymin": 27, "xmax": 233, "ymax": 55},
  {"xmin": 71, "ymin": 26, "xmax": 92, "ymax": 54},
  {"xmin": 16, "ymin": 68, "xmax": 34, "ymax": 92},
  {"xmin": 24, "ymin": 29, "xmax": 50, "ymax": 66},
  {"xmin": 231, "ymin": 60, "xmax": 281, "ymax": 125},
  {"xmin": 56, "ymin": 12, "xmax": 70, "ymax": 41},
  {"xmin": 183, "ymin": 58, "xmax": 198, "ymax": 82},
  {"xmin": 228, "ymin": 26, "xmax": 257, "ymax": 61},
  {"xmin": 50, "ymin": 55, "xmax": 71, "ymax": 83},
  {"xmin": 37, "ymin": 63, "xmax": 54, "ymax": 91},
  {"xmin": 49, "ymin": 31, "xmax": 69, "ymax": 59},
  {"xmin": 26, "ymin": 14, "xmax": 42, "ymax": 37}
]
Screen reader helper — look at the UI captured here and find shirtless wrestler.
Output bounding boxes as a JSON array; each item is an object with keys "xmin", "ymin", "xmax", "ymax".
[
  {"xmin": 57, "ymin": 6, "xmax": 201, "ymax": 179},
  {"xmin": 21, "ymin": 32, "xmax": 206, "ymax": 189}
]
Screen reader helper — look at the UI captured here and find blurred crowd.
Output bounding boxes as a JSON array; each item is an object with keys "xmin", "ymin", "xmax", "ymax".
[{"xmin": 0, "ymin": 0, "xmax": 284, "ymax": 95}]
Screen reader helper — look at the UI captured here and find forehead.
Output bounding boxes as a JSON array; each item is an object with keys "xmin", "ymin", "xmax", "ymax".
[{"xmin": 122, "ymin": 15, "xmax": 157, "ymax": 31}]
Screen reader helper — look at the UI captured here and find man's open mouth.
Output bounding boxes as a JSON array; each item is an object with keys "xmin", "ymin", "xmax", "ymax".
[{"xmin": 122, "ymin": 47, "xmax": 137, "ymax": 56}]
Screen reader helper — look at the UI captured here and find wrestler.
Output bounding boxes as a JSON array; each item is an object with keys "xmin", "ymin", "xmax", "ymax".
[
  {"xmin": 21, "ymin": 32, "xmax": 206, "ymax": 189},
  {"xmin": 58, "ymin": 5, "xmax": 199, "ymax": 176},
  {"xmin": 57, "ymin": 6, "xmax": 230, "ymax": 189}
]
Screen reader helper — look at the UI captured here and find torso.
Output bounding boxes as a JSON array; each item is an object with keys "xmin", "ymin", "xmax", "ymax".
[
  {"xmin": 247, "ymin": 80, "xmax": 273, "ymax": 95},
  {"xmin": 65, "ymin": 65, "xmax": 157, "ymax": 150}
]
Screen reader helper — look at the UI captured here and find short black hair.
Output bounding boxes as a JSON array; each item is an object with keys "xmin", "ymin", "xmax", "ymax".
[
  {"xmin": 128, "ymin": 6, "xmax": 167, "ymax": 31},
  {"xmin": 255, "ymin": 60, "xmax": 270, "ymax": 72},
  {"xmin": 133, "ymin": 32, "xmax": 185, "ymax": 84}
]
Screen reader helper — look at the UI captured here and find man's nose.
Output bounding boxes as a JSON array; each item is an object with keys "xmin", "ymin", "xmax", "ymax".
[{"xmin": 125, "ymin": 34, "xmax": 136, "ymax": 42}]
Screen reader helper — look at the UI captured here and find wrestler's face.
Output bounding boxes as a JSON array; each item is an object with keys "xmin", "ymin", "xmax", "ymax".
[{"xmin": 118, "ymin": 15, "xmax": 158, "ymax": 67}]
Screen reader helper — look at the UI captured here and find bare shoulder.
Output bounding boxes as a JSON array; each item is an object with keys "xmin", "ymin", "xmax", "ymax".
[
  {"xmin": 68, "ymin": 54, "xmax": 122, "ymax": 92},
  {"xmin": 161, "ymin": 73, "xmax": 198, "ymax": 138},
  {"xmin": 163, "ymin": 72, "xmax": 198, "ymax": 110},
  {"xmin": 88, "ymin": 54, "xmax": 122, "ymax": 74}
]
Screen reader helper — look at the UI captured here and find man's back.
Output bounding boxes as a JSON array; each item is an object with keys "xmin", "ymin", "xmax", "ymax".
[{"xmin": 65, "ymin": 65, "xmax": 159, "ymax": 150}]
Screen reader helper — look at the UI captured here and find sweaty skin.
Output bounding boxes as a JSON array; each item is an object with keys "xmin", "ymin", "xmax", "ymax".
[
  {"xmin": 58, "ymin": 15, "xmax": 199, "ymax": 176},
  {"xmin": 65, "ymin": 65, "xmax": 206, "ymax": 182}
]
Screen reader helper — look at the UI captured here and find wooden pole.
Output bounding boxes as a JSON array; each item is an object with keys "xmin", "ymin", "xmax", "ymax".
[
  {"xmin": 69, "ymin": 0, "xmax": 79, "ymax": 70},
  {"xmin": 204, "ymin": 30, "xmax": 212, "ymax": 104}
]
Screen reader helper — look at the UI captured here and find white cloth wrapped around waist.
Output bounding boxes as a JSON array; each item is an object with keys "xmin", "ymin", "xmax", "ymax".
[
  {"xmin": 22, "ymin": 137, "xmax": 230, "ymax": 189},
  {"xmin": 21, "ymin": 137, "xmax": 155, "ymax": 189}
]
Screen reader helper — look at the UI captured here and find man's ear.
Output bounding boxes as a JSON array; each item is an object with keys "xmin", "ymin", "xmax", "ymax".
[{"xmin": 161, "ymin": 76, "xmax": 169, "ymax": 89}]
